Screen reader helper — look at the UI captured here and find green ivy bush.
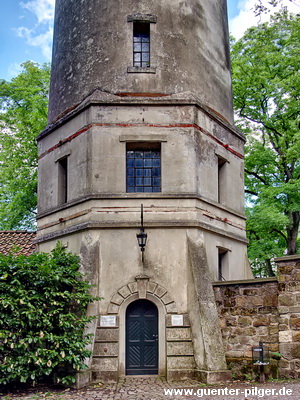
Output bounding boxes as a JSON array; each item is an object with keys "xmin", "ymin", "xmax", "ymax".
[{"xmin": 0, "ymin": 243, "xmax": 99, "ymax": 386}]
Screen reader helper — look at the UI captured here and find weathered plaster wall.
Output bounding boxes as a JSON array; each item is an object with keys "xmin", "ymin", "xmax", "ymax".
[{"xmin": 187, "ymin": 232, "xmax": 231, "ymax": 383}]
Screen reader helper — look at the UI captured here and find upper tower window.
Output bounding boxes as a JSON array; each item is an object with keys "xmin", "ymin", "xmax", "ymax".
[
  {"xmin": 127, "ymin": 14, "xmax": 157, "ymax": 74},
  {"xmin": 133, "ymin": 22, "xmax": 150, "ymax": 68}
]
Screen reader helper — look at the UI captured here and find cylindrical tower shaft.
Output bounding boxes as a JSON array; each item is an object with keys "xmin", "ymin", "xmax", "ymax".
[{"xmin": 48, "ymin": 0, "xmax": 233, "ymax": 124}]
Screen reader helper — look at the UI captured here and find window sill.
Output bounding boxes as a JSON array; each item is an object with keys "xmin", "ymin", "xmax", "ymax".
[{"xmin": 127, "ymin": 66, "xmax": 156, "ymax": 74}]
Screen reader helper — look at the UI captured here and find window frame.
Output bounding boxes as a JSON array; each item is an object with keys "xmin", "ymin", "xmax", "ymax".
[
  {"xmin": 55, "ymin": 151, "xmax": 71, "ymax": 206},
  {"xmin": 57, "ymin": 156, "xmax": 68, "ymax": 205},
  {"xmin": 133, "ymin": 22, "xmax": 151, "ymax": 68},
  {"xmin": 127, "ymin": 14, "xmax": 157, "ymax": 74},
  {"xmin": 215, "ymin": 152, "xmax": 229, "ymax": 205},
  {"xmin": 126, "ymin": 142, "xmax": 162, "ymax": 193},
  {"xmin": 218, "ymin": 247, "xmax": 229, "ymax": 281}
]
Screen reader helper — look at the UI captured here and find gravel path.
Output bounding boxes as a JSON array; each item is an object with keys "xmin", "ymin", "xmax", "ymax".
[{"xmin": 1, "ymin": 377, "xmax": 300, "ymax": 400}]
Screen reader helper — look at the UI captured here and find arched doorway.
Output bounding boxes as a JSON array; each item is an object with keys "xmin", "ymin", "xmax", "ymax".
[{"xmin": 126, "ymin": 299, "xmax": 158, "ymax": 375}]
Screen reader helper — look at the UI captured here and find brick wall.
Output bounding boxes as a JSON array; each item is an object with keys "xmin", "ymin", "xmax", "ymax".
[{"xmin": 213, "ymin": 255, "xmax": 300, "ymax": 380}]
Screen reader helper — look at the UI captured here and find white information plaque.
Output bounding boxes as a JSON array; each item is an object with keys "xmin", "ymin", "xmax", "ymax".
[
  {"xmin": 100, "ymin": 315, "xmax": 116, "ymax": 327},
  {"xmin": 171, "ymin": 315, "xmax": 184, "ymax": 326}
]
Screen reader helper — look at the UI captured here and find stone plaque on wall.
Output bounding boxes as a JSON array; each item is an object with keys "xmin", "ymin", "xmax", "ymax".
[
  {"xmin": 171, "ymin": 315, "xmax": 184, "ymax": 326},
  {"xmin": 100, "ymin": 315, "xmax": 117, "ymax": 327}
]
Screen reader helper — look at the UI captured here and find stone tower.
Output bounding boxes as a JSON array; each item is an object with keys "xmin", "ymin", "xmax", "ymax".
[{"xmin": 37, "ymin": 0, "xmax": 252, "ymax": 386}]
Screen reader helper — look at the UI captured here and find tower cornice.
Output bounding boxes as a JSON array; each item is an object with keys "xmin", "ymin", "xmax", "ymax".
[{"xmin": 38, "ymin": 90, "xmax": 245, "ymax": 143}]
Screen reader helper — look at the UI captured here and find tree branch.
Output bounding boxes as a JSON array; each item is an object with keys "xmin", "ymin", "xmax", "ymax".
[
  {"xmin": 239, "ymin": 111, "xmax": 283, "ymax": 138},
  {"xmin": 271, "ymin": 228, "xmax": 288, "ymax": 243},
  {"xmin": 245, "ymin": 189, "xmax": 259, "ymax": 196},
  {"xmin": 245, "ymin": 169, "xmax": 268, "ymax": 185}
]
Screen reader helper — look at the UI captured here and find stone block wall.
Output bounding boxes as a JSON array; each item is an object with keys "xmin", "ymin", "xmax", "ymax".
[
  {"xmin": 213, "ymin": 279, "xmax": 279, "ymax": 380},
  {"xmin": 277, "ymin": 256, "xmax": 300, "ymax": 378},
  {"xmin": 213, "ymin": 255, "xmax": 300, "ymax": 380}
]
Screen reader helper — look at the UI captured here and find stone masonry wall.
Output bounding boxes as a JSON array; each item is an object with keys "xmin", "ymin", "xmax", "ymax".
[
  {"xmin": 213, "ymin": 255, "xmax": 300, "ymax": 380},
  {"xmin": 277, "ymin": 256, "xmax": 300, "ymax": 378},
  {"xmin": 213, "ymin": 279, "xmax": 279, "ymax": 380}
]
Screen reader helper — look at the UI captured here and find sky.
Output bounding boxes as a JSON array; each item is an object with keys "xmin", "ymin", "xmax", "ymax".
[{"xmin": 0, "ymin": 0, "xmax": 299, "ymax": 81}]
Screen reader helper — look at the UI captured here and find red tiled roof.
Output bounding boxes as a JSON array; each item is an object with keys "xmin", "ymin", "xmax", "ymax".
[{"xmin": 0, "ymin": 231, "xmax": 36, "ymax": 256}]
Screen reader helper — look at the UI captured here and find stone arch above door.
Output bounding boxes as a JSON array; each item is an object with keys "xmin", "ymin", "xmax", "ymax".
[{"xmin": 107, "ymin": 275, "xmax": 178, "ymax": 315}]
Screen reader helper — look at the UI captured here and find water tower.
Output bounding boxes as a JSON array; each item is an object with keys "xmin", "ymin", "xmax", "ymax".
[{"xmin": 37, "ymin": 0, "xmax": 252, "ymax": 386}]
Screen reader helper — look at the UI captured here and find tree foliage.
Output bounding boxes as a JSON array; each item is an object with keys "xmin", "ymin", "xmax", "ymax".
[
  {"xmin": 231, "ymin": 11, "xmax": 300, "ymax": 275},
  {"xmin": 254, "ymin": 0, "xmax": 300, "ymax": 16},
  {"xmin": 0, "ymin": 61, "xmax": 50, "ymax": 230},
  {"xmin": 0, "ymin": 244, "xmax": 99, "ymax": 387}
]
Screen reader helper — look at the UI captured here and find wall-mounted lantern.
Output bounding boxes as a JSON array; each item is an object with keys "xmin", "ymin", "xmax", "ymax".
[
  {"xmin": 252, "ymin": 341, "xmax": 270, "ymax": 382},
  {"xmin": 137, "ymin": 204, "xmax": 147, "ymax": 259}
]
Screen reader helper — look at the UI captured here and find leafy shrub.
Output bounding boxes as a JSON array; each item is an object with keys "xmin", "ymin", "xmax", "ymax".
[{"xmin": 0, "ymin": 243, "xmax": 99, "ymax": 386}]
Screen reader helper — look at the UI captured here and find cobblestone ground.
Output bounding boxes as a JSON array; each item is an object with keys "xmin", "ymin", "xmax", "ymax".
[{"xmin": 2, "ymin": 377, "xmax": 300, "ymax": 400}]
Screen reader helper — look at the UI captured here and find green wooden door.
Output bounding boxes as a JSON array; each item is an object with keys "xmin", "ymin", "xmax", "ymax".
[{"xmin": 126, "ymin": 299, "xmax": 158, "ymax": 375}]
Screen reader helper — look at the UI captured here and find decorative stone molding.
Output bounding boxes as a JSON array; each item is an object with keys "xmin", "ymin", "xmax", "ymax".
[
  {"xmin": 135, "ymin": 274, "xmax": 149, "ymax": 298},
  {"xmin": 107, "ymin": 276, "xmax": 177, "ymax": 315},
  {"xmin": 127, "ymin": 14, "xmax": 157, "ymax": 23}
]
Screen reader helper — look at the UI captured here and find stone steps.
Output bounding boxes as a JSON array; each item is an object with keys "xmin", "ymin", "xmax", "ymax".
[
  {"xmin": 166, "ymin": 314, "xmax": 196, "ymax": 380},
  {"xmin": 91, "ymin": 313, "xmax": 197, "ymax": 382},
  {"xmin": 92, "ymin": 326, "xmax": 119, "ymax": 382}
]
